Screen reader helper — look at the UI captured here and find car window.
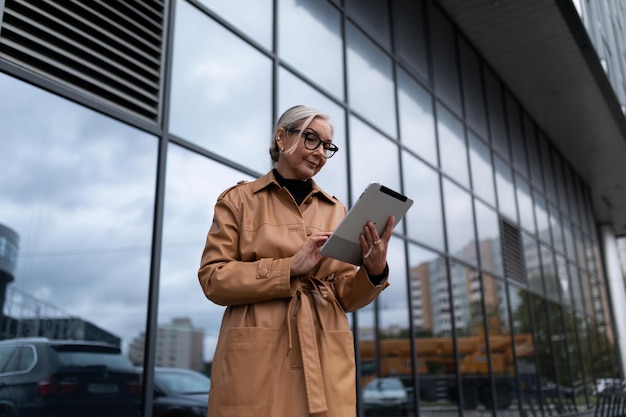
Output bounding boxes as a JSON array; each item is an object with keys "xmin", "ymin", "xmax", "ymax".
[
  {"xmin": 155, "ymin": 370, "xmax": 211, "ymax": 394},
  {"xmin": 0, "ymin": 346, "xmax": 15, "ymax": 372},
  {"xmin": 57, "ymin": 351, "xmax": 135, "ymax": 370},
  {"xmin": 0, "ymin": 345, "xmax": 36, "ymax": 374}
]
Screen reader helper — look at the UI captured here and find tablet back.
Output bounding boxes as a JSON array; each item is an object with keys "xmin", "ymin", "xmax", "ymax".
[{"xmin": 320, "ymin": 182, "xmax": 413, "ymax": 265}]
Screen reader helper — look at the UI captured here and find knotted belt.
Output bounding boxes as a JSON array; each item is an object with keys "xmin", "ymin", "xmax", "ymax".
[{"xmin": 286, "ymin": 276, "xmax": 336, "ymax": 414}]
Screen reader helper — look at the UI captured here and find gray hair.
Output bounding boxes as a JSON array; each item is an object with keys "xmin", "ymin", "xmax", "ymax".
[{"xmin": 270, "ymin": 105, "xmax": 332, "ymax": 164}]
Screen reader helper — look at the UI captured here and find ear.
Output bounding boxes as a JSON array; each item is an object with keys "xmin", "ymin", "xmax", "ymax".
[{"xmin": 275, "ymin": 127, "xmax": 286, "ymax": 146}]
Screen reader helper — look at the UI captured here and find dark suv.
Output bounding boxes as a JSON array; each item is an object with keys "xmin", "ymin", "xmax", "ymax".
[{"xmin": 0, "ymin": 337, "xmax": 141, "ymax": 417}]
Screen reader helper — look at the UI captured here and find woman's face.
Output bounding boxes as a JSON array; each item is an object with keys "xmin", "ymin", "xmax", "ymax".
[{"xmin": 275, "ymin": 117, "xmax": 333, "ymax": 180}]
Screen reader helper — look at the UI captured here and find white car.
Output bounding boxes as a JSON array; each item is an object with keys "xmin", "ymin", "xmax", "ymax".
[{"xmin": 362, "ymin": 377, "xmax": 410, "ymax": 416}]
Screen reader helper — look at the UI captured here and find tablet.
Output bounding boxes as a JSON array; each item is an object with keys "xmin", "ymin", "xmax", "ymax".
[{"xmin": 320, "ymin": 182, "xmax": 413, "ymax": 265}]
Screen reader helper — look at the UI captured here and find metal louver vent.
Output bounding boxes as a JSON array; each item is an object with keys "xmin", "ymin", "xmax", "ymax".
[
  {"xmin": 0, "ymin": 0, "xmax": 164, "ymax": 121},
  {"xmin": 501, "ymin": 219, "xmax": 526, "ymax": 284}
]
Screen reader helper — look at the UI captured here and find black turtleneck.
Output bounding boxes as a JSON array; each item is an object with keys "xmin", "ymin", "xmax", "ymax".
[{"xmin": 273, "ymin": 169, "xmax": 313, "ymax": 206}]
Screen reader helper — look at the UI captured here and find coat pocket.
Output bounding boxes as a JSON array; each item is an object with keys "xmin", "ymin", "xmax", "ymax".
[
  {"xmin": 218, "ymin": 327, "xmax": 281, "ymax": 406},
  {"xmin": 320, "ymin": 330, "xmax": 357, "ymax": 407}
]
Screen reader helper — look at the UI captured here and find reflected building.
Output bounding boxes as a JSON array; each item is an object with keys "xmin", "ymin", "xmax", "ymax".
[
  {"xmin": 1, "ymin": 1, "xmax": 625, "ymax": 416},
  {"xmin": 0, "ymin": 224, "xmax": 18, "ymax": 336},
  {"xmin": 128, "ymin": 317, "xmax": 204, "ymax": 372}
]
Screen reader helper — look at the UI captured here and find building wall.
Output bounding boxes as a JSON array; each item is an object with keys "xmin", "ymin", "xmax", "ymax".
[{"xmin": 0, "ymin": 0, "xmax": 621, "ymax": 415}]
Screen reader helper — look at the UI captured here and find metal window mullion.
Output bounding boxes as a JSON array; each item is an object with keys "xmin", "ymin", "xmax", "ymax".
[
  {"xmin": 1, "ymin": 25, "xmax": 158, "ymax": 104},
  {"xmin": 7, "ymin": 3, "xmax": 160, "ymax": 78},
  {"xmin": 64, "ymin": 0, "xmax": 160, "ymax": 50}
]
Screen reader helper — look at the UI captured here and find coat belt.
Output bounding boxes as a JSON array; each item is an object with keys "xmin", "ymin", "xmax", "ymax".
[{"xmin": 287, "ymin": 277, "xmax": 336, "ymax": 414}]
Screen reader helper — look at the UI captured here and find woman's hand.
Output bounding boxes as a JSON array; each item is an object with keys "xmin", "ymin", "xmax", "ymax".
[
  {"xmin": 360, "ymin": 216, "xmax": 395, "ymax": 276},
  {"xmin": 290, "ymin": 232, "xmax": 331, "ymax": 276}
]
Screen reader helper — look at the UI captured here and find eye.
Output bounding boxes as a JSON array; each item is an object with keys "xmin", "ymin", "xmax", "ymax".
[{"xmin": 304, "ymin": 133, "xmax": 319, "ymax": 145}]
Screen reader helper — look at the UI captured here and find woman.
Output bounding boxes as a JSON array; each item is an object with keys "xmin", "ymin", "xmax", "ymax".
[{"xmin": 198, "ymin": 105, "xmax": 394, "ymax": 417}]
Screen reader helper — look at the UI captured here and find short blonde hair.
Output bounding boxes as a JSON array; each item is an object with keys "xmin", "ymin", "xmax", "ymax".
[{"xmin": 269, "ymin": 105, "xmax": 332, "ymax": 164}]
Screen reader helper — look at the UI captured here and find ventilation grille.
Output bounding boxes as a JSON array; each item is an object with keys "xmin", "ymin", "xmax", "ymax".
[
  {"xmin": 0, "ymin": 0, "xmax": 164, "ymax": 121},
  {"xmin": 501, "ymin": 219, "xmax": 526, "ymax": 284}
]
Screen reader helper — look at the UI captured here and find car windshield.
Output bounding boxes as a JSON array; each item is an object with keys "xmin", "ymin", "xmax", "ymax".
[{"xmin": 155, "ymin": 370, "xmax": 211, "ymax": 394}]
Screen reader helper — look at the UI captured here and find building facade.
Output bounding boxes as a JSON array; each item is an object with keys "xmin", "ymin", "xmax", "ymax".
[{"xmin": 1, "ymin": 0, "xmax": 625, "ymax": 416}]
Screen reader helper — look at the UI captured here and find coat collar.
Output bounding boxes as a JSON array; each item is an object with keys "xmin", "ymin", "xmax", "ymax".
[{"xmin": 252, "ymin": 170, "xmax": 338, "ymax": 205}]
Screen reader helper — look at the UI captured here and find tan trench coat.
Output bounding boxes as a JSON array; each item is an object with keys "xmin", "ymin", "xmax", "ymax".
[{"xmin": 198, "ymin": 171, "xmax": 389, "ymax": 417}]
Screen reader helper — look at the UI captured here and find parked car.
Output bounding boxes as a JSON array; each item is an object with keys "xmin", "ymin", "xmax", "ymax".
[
  {"xmin": 362, "ymin": 377, "xmax": 411, "ymax": 416},
  {"xmin": 146, "ymin": 367, "xmax": 210, "ymax": 417},
  {"xmin": 0, "ymin": 337, "xmax": 141, "ymax": 417}
]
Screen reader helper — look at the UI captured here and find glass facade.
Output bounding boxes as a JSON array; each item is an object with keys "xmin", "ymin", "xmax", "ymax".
[{"xmin": 0, "ymin": 0, "xmax": 620, "ymax": 416}]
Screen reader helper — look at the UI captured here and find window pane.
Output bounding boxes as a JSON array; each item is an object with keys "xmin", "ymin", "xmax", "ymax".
[
  {"xmin": 443, "ymin": 179, "xmax": 477, "ymax": 265},
  {"xmin": 540, "ymin": 244, "xmax": 559, "ymax": 303},
  {"xmin": 437, "ymin": 105, "xmax": 469, "ymax": 188},
  {"xmin": 468, "ymin": 133, "xmax": 496, "ymax": 206},
  {"xmin": 279, "ymin": 0, "xmax": 344, "ymax": 97},
  {"xmin": 402, "ymin": 153, "xmax": 445, "ymax": 251},
  {"xmin": 349, "ymin": 117, "xmax": 400, "ymax": 203},
  {"xmin": 495, "ymin": 156, "xmax": 518, "ymax": 222},
  {"xmin": 393, "ymin": 0, "xmax": 428, "ymax": 80},
  {"xmin": 345, "ymin": 0, "xmax": 391, "ymax": 50},
  {"xmin": 484, "ymin": 69, "xmax": 510, "ymax": 159},
  {"xmin": 524, "ymin": 115, "xmax": 544, "ymax": 191},
  {"xmin": 506, "ymin": 93, "xmax": 528, "ymax": 176},
  {"xmin": 475, "ymin": 200, "xmax": 504, "ymax": 276},
  {"xmin": 523, "ymin": 233, "xmax": 542, "ymax": 295},
  {"xmin": 161, "ymin": 145, "xmax": 254, "ymax": 365},
  {"xmin": 278, "ymin": 69, "xmax": 348, "ymax": 202},
  {"xmin": 459, "ymin": 38, "xmax": 488, "ymax": 139},
  {"xmin": 549, "ymin": 204, "xmax": 565, "ymax": 253},
  {"xmin": 535, "ymin": 195, "xmax": 550, "ymax": 243},
  {"xmin": 516, "ymin": 176, "xmax": 535, "ymax": 234},
  {"xmin": 397, "ymin": 69, "xmax": 437, "ymax": 165},
  {"xmin": 170, "ymin": 1, "xmax": 273, "ymax": 174},
  {"xmin": 347, "ymin": 23, "xmax": 396, "ymax": 137},
  {"xmin": 0, "ymin": 75, "xmax": 154, "ymax": 348},
  {"xmin": 429, "ymin": 6, "xmax": 461, "ymax": 113},
  {"xmin": 198, "ymin": 0, "xmax": 272, "ymax": 49}
]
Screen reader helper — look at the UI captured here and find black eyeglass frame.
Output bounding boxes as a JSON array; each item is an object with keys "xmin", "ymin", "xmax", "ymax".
[{"xmin": 285, "ymin": 128, "xmax": 339, "ymax": 158}]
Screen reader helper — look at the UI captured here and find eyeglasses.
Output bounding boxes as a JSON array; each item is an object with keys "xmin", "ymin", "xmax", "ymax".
[{"xmin": 286, "ymin": 128, "xmax": 339, "ymax": 158}]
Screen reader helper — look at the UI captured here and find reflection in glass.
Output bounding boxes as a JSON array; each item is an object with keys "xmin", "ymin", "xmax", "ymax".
[
  {"xmin": 508, "ymin": 284, "xmax": 540, "ymax": 415},
  {"xmin": 523, "ymin": 233, "xmax": 542, "ymax": 295},
  {"xmin": 475, "ymin": 200, "xmax": 504, "ymax": 276},
  {"xmin": 549, "ymin": 203, "xmax": 565, "ymax": 253},
  {"xmin": 459, "ymin": 38, "xmax": 488, "ymax": 139},
  {"xmin": 437, "ymin": 105, "xmax": 469, "ymax": 188},
  {"xmin": 443, "ymin": 180, "xmax": 477, "ymax": 265},
  {"xmin": 278, "ymin": 0, "xmax": 344, "ymax": 97},
  {"xmin": 360, "ymin": 237, "xmax": 410, "ymax": 402},
  {"xmin": 539, "ymin": 136, "xmax": 558, "ymax": 204},
  {"xmin": 0, "ymin": 74, "xmax": 155, "ymax": 349},
  {"xmin": 540, "ymin": 244, "xmax": 559, "ymax": 303},
  {"xmin": 535, "ymin": 195, "xmax": 550, "ymax": 244},
  {"xmin": 429, "ymin": 5, "xmax": 461, "ymax": 113},
  {"xmin": 278, "ymin": 69, "xmax": 348, "ymax": 202},
  {"xmin": 345, "ymin": 0, "xmax": 391, "ymax": 50},
  {"xmin": 197, "ymin": 0, "xmax": 273, "ymax": 49},
  {"xmin": 484, "ymin": 68, "xmax": 510, "ymax": 159},
  {"xmin": 397, "ymin": 69, "xmax": 437, "ymax": 165},
  {"xmin": 525, "ymin": 115, "xmax": 544, "ymax": 191},
  {"xmin": 161, "ymin": 144, "xmax": 254, "ymax": 363},
  {"xmin": 402, "ymin": 153, "xmax": 444, "ymax": 251},
  {"xmin": 494, "ymin": 156, "xmax": 518, "ymax": 223},
  {"xmin": 392, "ymin": 0, "xmax": 428, "ymax": 80},
  {"xmin": 516, "ymin": 176, "xmax": 535, "ymax": 234},
  {"xmin": 506, "ymin": 93, "xmax": 529, "ymax": 177},
  {"xmin": 349, "ymin": 117, "xmax": 400, "ymax": 202},
  {"xmin": 556, "ymin": 255, "xmax": 571, "ymax": 306},
  {"xmin": 407, "ymin": 248, "xmax": 460, "ymax": 411},
  {"xmin": 468, "ymin": 133, "xmax": 496, "ymax": 206},
  {"xmin": 170, "ymin": 1, "xmax": 273, "ymax": 174},
  {"xmin": 346, "ymin": 23, "xmax": 396, "ymax": 137}
]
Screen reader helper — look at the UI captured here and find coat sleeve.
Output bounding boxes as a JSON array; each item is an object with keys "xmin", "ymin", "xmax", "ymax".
[
  {"xmin": 198, "ymin": 196, "xmax": 294, "ymax": 306},
  {"xmin": 333, "ymin": 263, "xmax": 390, "ymax": 313}
]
